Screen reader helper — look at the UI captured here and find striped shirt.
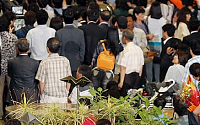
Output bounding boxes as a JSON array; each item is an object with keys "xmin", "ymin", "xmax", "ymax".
[{"xmin": 36, "ymin": 53, "xmax": 71, "ymax": 97}]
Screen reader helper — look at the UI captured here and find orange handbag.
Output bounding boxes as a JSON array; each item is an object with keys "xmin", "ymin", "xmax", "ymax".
[{"xmin": 97, "ymin": 40, "xmax": 115, "ymax": 71}]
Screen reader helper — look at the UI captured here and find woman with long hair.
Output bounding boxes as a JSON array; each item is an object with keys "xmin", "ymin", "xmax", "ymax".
[
  {"xmin": 146, "ymin": 1, "xmax": 167, "ymax": 83},
  {"xmin": 91, "ymin": 26, "xmax": 119, "ymax": 90},
  {"xmin": 174, "ymin": 7, "xmax": 191, "ymax": 40}
]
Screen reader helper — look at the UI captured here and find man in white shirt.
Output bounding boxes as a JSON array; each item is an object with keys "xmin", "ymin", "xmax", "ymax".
[
  {"xmin": 26, "ymin": 10, "xmax": 56, "ymax": 61},
  {"xmin": 118, "ymin": 29, "xmax": 144, "ymax": 97}
]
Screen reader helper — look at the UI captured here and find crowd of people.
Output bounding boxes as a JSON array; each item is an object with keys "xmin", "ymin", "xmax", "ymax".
[{"xmin": 1, "ymin": 0, "xmax": 200, "ymax": 124}]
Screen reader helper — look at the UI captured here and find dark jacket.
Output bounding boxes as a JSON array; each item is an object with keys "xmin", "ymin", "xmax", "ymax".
[
  {"xmin": 8, "ymin": 55, "xmax": 39, "ymax": 102},
  {"xmin": 79, "ymin": 22, "xmax": 106, "ymax": 65}
]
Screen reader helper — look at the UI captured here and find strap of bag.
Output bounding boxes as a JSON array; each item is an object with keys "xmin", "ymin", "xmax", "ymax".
[
  {"xmin": 100, "ymin": 40, "xmax": 107, "ymax": 51},
  {"xmin": 21, "ymin": 27, "xmax": 28, "ymax": 35}
]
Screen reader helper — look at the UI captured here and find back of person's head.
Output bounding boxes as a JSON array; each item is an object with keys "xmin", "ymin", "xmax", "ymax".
[
  {"xmin": 168, "ymin": 38, "xmax": 181, "ymax": 50},
  {"xmin": 96, "ymin": 119, "xmax": 111, "ymax": 125},
  {"xmin": 2, "ymin": 11, "xmax": 16, "ymax": 24},
  {"xmin": 50, "ymin": 17, "xmax": 63, "ymax": 31},
  {"xmin": 0, "ymin": 16, "xmax": 9, "ymax": 32},
  {"xmin": 176, "ymin": 50, "xmax": 189, "ymax": 66},
  {"xmin": 133, "ymin": 6, "xmax": 145, "ymax": 21},
  {"xmin": 27, "ymin": 2, "xmax": 39, "ymax": 13},
  {"xmin": 117, "ymin": 16, "xmax": 127, "ymax": 29},
  {"xmin": 190, "ymin": 63, "xmax": 200, "ymax": 77},
  {"xmin": 72, "ymin": 6, "xmax": 81, "ymax": 20},
  {"xmin": 189, "ymin": 18, "xmax": 200, "ymax": 31},
  {"xmin": 87, "ymin": 9, "xmax": 99, "ymax": 22},
  {"xmin": 115, "ymin": 0, "xmax": 129, "ymax": 10},
  {"xmin": 37, "ymin": 0, "xmax": 48, "ymax": 8},
  {"xmin": 5, "ymin": 119, "xmax": 21, "ymax": 125},
  {"xmin": 111, "ymin": 16, "xmax": 119, "ymax": 26},
  {"xmin": 52, "ymin": 0, "xmax": 62, "ymax": 8},
  {"xmin": 100, "ymin": 10, "xmax": 111, "ymax": 22},
  {"xmin": 106, "ymin": 81, "xmax": 118, "ymax": 90},
  {"xmin": 190, "ymin": 38, "xmax": 200, "ymax": 55},
  {"xmin": 149, "ymin": 1, "xmax": 162, "ymax": 19},
  {"xmin": 162, "ymin": 24, "xmax": 175, "ymax": 37},
  {"xmin": 77, "ymin": 65, "xmax": 92, "ymax": 79},
  {"xmin": 88, "ymin": 1, "xmax": 99, "ymax": 11},
  {"xmin": 154, "ymin": 96, "xmax": 166, "ymax": 109},
  {"xmin": 24, "ymin": 11, "xmax": 36, "ymax": 26},
  {"xmin": 63, "ymin": 8, "xmax": 74, "ymax": 24},
  {"xmin": 122, "ymin": 29, "xmax": 134, "ymax": 41},
  {"xmin": 16, "ymin": 38, "xmax": 30, "ymax": 52},
  {"xmin": 47, "ymin": 37, "xmax": 61, "ymax": 53},
  {"xmin": 80, "ymin": 7, "xmax": 87, "ymax": 21},
  {"xmin": 36, "ymin": 9, "xmax": 48, "ymax": 25},
  {"xmin": 107, "ymin": 26, "xmax": 119, "ymax": 56}
]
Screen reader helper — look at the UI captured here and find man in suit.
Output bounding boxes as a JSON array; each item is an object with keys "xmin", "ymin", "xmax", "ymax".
[
  {"xmin": 8, "ymin": 38, "xmax": 39, "ymax": 104},
  {"xmin": 79, "ymin": 9, "xmax": 106, "ymax": 65},
  {"xmin": 99, "ymin": 10, "xmax": 111, "ymax": 37},
  {"xmin": 56, "ymin": 8, "xmax": 85, "ymax": 78},
  {"xmin": 183, "ymin": 18, "xmax": 200, "ymax": 46}
]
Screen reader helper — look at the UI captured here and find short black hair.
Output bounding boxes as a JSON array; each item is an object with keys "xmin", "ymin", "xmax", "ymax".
[
  {"xmin": 154, "ymin": 96, "xmax": 166, "ymax": 109},
  {"xmin": 5, "ymin": 119, "xmax": 21, "ymax": 125},
  {"xmin": 0, "ymin": 16, "xmax": 9, "ymax": 32},
  {"xmin": 189, "ymin": 18, "xmax": 200, "ymax": 31},
  {"xmin": 2, "ymin": 11, "xmax": 16, "ymax": 24},
  {"xmin": 87, "ymin": 9, "xmax": 99, "ymax": 22},
  {"xmin": 47, "ymin": 37, "xmax": 61, "ymax": 53},
  {"xmin": 190, "ymin": 38, "xmax": 200, "ymax": 55},
  {"xmin": 27, "ymin": 2, "xmax": 39, "ymax": 13},
  {"xmin": 24, "ymin": 11, "xmax": 36, "ymax": 26},
  {"xmin": 88, "ymin": 1, "xmax": 99, "ymax": 11},
  {"xmin": 190, "ymin": 63, "xmax": 200, "ymax": 77},
  {"xmin": 36, "ymin": 9, "xmax": 48, "ymax": 25},
  {"xmin": 100, "ymin": 10, "xmax": 111, "ymax": 22},
  {"xmin": 168, "ymin": 38, "xmax": 181, "ymax": 50},
  {"xmin": 162, "ymin": 24, "xmax": 176, "ymax": 37},
  {"xmin": 16, "ymin": 38, "xmax": 30, "ymax": 52},
  {"xmin": 96, "ymin": 119, "xmax": 111, "ymax": 125},
  {"xmin": 50, "ymin": 17, "xmax": 63, "ymax": 31},
  {"xmin": 133, "ymin": 6, "xmax": 145, "ymax": 21},
  {"xmin": 126, "ymin": 14, "xmax": 134, "ymax": 21},
  {"xmin": 72, "ymin": 6, "xmax": 81, "ymax": 20},
  {"xmin": 37, "ymin": 0, "xmax": 48, "ymax": 8},
  {"xmin": 78, "ymin": 65, "xmax": 92, "ymax": 79},
  {"xmin": 63, "ymin": 8, "xmax": 74, "ymax": 24}
]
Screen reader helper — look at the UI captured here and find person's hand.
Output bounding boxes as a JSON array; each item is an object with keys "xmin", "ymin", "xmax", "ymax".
[
  {"xmin": 118, "ymin": 82, "xmax": 123, "ymax": 90},
  {"xmin": 67, "ymin": 97, "xmax": 72, "ymax": 103},
  {"xmin": 9, "ymin": 25, "xmax": 14, "ymax": 33},
  {"xmin": 166, "ymin": 47, "xmax": 174, "ymax": 55},
  {"xmin": 147, "ymin": 34, "xmax": 154, "ymax": 40},
  {"xmin": 148, "ymin": 56, "xmax": 154, "ymax": 60}
]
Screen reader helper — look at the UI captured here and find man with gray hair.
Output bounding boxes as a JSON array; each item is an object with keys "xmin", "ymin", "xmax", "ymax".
[
  {"xmin": 118, "ymin": 29, "xmax": 144, "ymax": 97},
  {"xmin": 8, "ymin": 38, "xmax": 39, "ymax": 103}
]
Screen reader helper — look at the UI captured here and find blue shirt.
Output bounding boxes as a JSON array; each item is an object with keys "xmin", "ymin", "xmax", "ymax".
[{"xmin": 15, "ymin": 26, "xmax": 34, "ymax": 39}]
